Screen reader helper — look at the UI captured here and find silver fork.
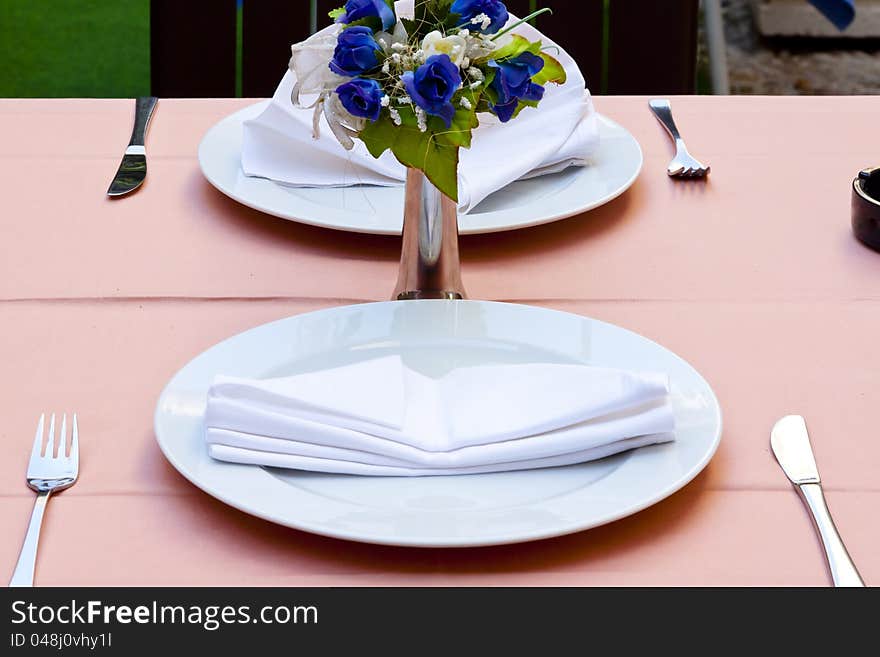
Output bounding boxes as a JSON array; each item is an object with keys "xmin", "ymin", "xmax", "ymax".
[
  {"xmin": 9, "ymin": 414, "xmax": 79, "ymax": 587},
  {"xmin": 648, "ymin": 99, "xmax": 711, "ymax": 179}
]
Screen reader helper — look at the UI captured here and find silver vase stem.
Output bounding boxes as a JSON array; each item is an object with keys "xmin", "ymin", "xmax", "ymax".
[{"xmin": 393, "ymin": 168, "xmax": 467, "ymax": 301}]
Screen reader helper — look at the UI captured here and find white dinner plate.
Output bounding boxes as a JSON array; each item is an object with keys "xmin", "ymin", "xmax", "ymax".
[
  {"xmin": 155, "ymin": 301, "xmax": 721, "ymax": 548},
  {"xmin": 198, "ymin": 101, "xmax": 643, "ymax": 235}
]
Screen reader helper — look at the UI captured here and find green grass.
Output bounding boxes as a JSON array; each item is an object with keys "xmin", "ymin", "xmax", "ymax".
[{"xmin": 0, "ymin": 0, "xmax": 150, "ymax": 98}]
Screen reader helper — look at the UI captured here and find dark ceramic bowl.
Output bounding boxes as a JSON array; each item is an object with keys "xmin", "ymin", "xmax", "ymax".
[{"xmin": 853, "ymin": 167, "xmax": 880, "ymax": 252}]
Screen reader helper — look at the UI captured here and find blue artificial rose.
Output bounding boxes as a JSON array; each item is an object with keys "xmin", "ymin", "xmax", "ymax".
[
  {"xmin": 488, "ymin": 51, "xmax": 545, "ymax": 122},
  {"xmin": 330, "ymin": 26, "xmax": 383, "ymax": 77},
  {"xmin": 336, "ymin": 0, "xmax": 396, "ymax": 32},
  {"xmin": 336, "ymin": 78, "xmax": 385, "ymax": 122},
  {"xmin": 402, "ymin": 55, "xmax": 462, "ymax": 127},
  {"xmin": 451, "ymin": 0, "xmax": 509, "ymax": 34}
]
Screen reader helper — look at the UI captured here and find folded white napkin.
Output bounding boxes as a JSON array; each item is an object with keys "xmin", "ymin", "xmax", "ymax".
[
  {"xmin": 241, "ymin": 14, "xmax": 599, "ymax": 213},
  {"xmin": 204, "ymin": 356, "xmax": 675, "ymax": 477}
]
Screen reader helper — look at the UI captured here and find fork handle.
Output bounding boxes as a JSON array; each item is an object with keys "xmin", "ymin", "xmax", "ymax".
[
  {"xmin": 649, "ymin": 99, "xmax": 684, "ymax": 144},
  {"xmin": 9, "ymin": 491, "xmax": 50, "ymax": 587}
]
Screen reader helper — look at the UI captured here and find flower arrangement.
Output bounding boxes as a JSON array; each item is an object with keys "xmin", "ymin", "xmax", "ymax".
[{"xmin": 289, "ymin": 0, "xmax": 565, "ymax": 202}]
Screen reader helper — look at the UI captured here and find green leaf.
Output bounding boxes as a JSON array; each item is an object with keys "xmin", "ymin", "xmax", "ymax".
[
  {"xmin": 481, "ymin": 34, "xmax": 540, "ymax": 63},
  {"xmin": 417, "ymin": 0, "xmax": 455, "ymax": 17},
  {"xmin": 509, "ymin": 99, "xmax": 540, "ymax": 120},
  {"xmin": 532, "ymin": 52, "xmax": 567, "ymax": 86},
  {"xmin": 401, "ymin": 18, "xmax": 419, "ymax": 37},
  {"xmin": 482, "ymin": 83, "xmax": 499, "ymax": 107},
  {"xmin": 343, "ymin": 16, "xmax": 382, "ymax": 31},
  {"xmin": 328, "ymin": 7, "xmax": 345, "ymax": 20},
  {"xmin": 393, "ymin": 128, "xmax": 460, "ymax": 201},
  {"xmin": 359, "ymin": 114, "xmax": 398, "ymax": 159},
  {"xmin": 359, "ymin": 108, "xmax": 461, "ymax": 201},
  {"xmin": 431, "ymin": 91, "xmax": 479, "ymax": 149},
  {"xmin": 441, "ymin": 12, "xmax": 463, "ymax": 32}
]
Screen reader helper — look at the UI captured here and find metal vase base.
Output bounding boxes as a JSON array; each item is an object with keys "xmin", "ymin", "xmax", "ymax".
[{"xmin": 392, "ymin": 168, "xmax": 467, "ymax": 301}]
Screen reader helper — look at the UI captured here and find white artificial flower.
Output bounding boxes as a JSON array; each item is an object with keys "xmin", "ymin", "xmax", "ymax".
[
  {"xmin": 470, "ymin": 13, "xmax": 492, "ymax": 31},
  {"xmin": 289, "ymin": 25, "xmax": 343, "ymax": 105},
  {"xmin": 322, "ymin": 93, "xmax": 365, "ymax": 150},
  {"xmin": 460, "ymin": 97, "xmax": 473, "ymax": 110},
  {"xmin": 375, "ymin": 19, "xmax": 409, "ymax": 53},
  {"xmin": 421, "ymin": 30, "xmax": 468, "ymax": 67},
  {"xmin": 389, "ymin": 107, "xmax": 403, "ymax": 126},
  {"xmin": 392, "ymin": 19, "xmax": 409, "ymax": 44},
  {"xmin": 464, "ymin": 32, "xmax": 496, "ymax": 61}
]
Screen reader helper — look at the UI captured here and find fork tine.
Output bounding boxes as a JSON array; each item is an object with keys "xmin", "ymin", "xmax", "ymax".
[
  {"xmin": 70, "ymin": 414, "xmax": 79, "ymax": 465},
  {"xmin": 29, "ymin": 414, "xmax": 45, "ymax": 463},
  {"xmin": 59, "ymin": 414, "xmax": 67, "ymax": 458},
  {"xmin": 45, "ymin": 413, "xmax": 56, "ymax": 458}
]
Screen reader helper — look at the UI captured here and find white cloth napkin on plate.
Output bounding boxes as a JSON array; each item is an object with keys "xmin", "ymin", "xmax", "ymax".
[
  {"xmin": 240, "ymin": 13, "xmax": 600, "ymax": 214},
  {"xmin": 204, "ymin": 356, "xmax": 675, "ymax": 477}
]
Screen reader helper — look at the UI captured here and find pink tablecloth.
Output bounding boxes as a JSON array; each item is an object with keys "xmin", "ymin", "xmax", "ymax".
[{"xmin": 0, "ymin": 96, "xmax": 878, "ymax": 586}]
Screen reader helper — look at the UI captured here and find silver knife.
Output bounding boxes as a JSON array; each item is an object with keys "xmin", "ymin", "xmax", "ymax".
[
  {"xmin": 107, "ymin": 96, "xmax": 158, "ymax": 197},
  {"xmin": 770, "ymin": 415, "xmax": 865, "ymax": 587}
]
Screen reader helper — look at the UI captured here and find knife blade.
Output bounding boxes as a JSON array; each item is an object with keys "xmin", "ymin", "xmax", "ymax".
[
  {"xmin": 770, "ymin": 415, "xmax": 865, "ymax": 586},
  {"xmin": 770, "ymin": 414, "xmax": 820, "ymax": 485},
  {"xmin": 107, "ymin": 96, "xmax": 158, "ymax": 197}
]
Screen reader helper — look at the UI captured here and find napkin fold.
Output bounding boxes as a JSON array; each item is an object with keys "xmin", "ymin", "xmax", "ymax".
[
  {"xmin": 204, "ymin": 356, "xmax": 675, "ymax": 477},
  {"xmin": 241, "ymin": 17, "xmax": 599, "ymax": 213}
]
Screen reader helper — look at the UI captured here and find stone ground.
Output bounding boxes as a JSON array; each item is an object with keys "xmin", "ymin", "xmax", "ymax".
[{"xmin": 716, "ymin": 0, "xmax": 880, "ymax": 94}]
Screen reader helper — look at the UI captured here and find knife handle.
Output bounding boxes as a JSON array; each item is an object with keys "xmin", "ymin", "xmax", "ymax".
[
  {"xmin": 129, "ymin": 96, "xmax": 158, "ymax": 147},
  {"xmin": 797, "ymin": 483, "xmax": 865, "ymax": 587}
]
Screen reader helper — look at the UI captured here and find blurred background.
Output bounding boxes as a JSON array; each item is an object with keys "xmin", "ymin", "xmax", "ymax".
[{"xmin": 0, "ymin": 0, "xmax": 877, "ymax": 99}]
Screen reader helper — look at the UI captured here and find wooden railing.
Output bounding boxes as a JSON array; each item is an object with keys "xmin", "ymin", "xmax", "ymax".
[{"xmin": 150, "ymin": 0, "xmax": 699, "ymax": 98}]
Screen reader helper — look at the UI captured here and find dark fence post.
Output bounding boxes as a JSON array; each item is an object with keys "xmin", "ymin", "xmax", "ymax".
[
  {"xmin": 242, "ymin": 1, "xmax": 314, "ymax": 97},
  {"xmin": 150, "ymin": 0, "xmax": 238, "ymax": 97},
  {"xmin": 528, "ymin": 0, "xmax": 604, "ymax": 94},
  {"xmin": 606, "ymin": 0, "xmax": 699, "ymax": 94},
  {"xmin": 511, "ymin": 1, "xmax": 699, "ymax": 95}
]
